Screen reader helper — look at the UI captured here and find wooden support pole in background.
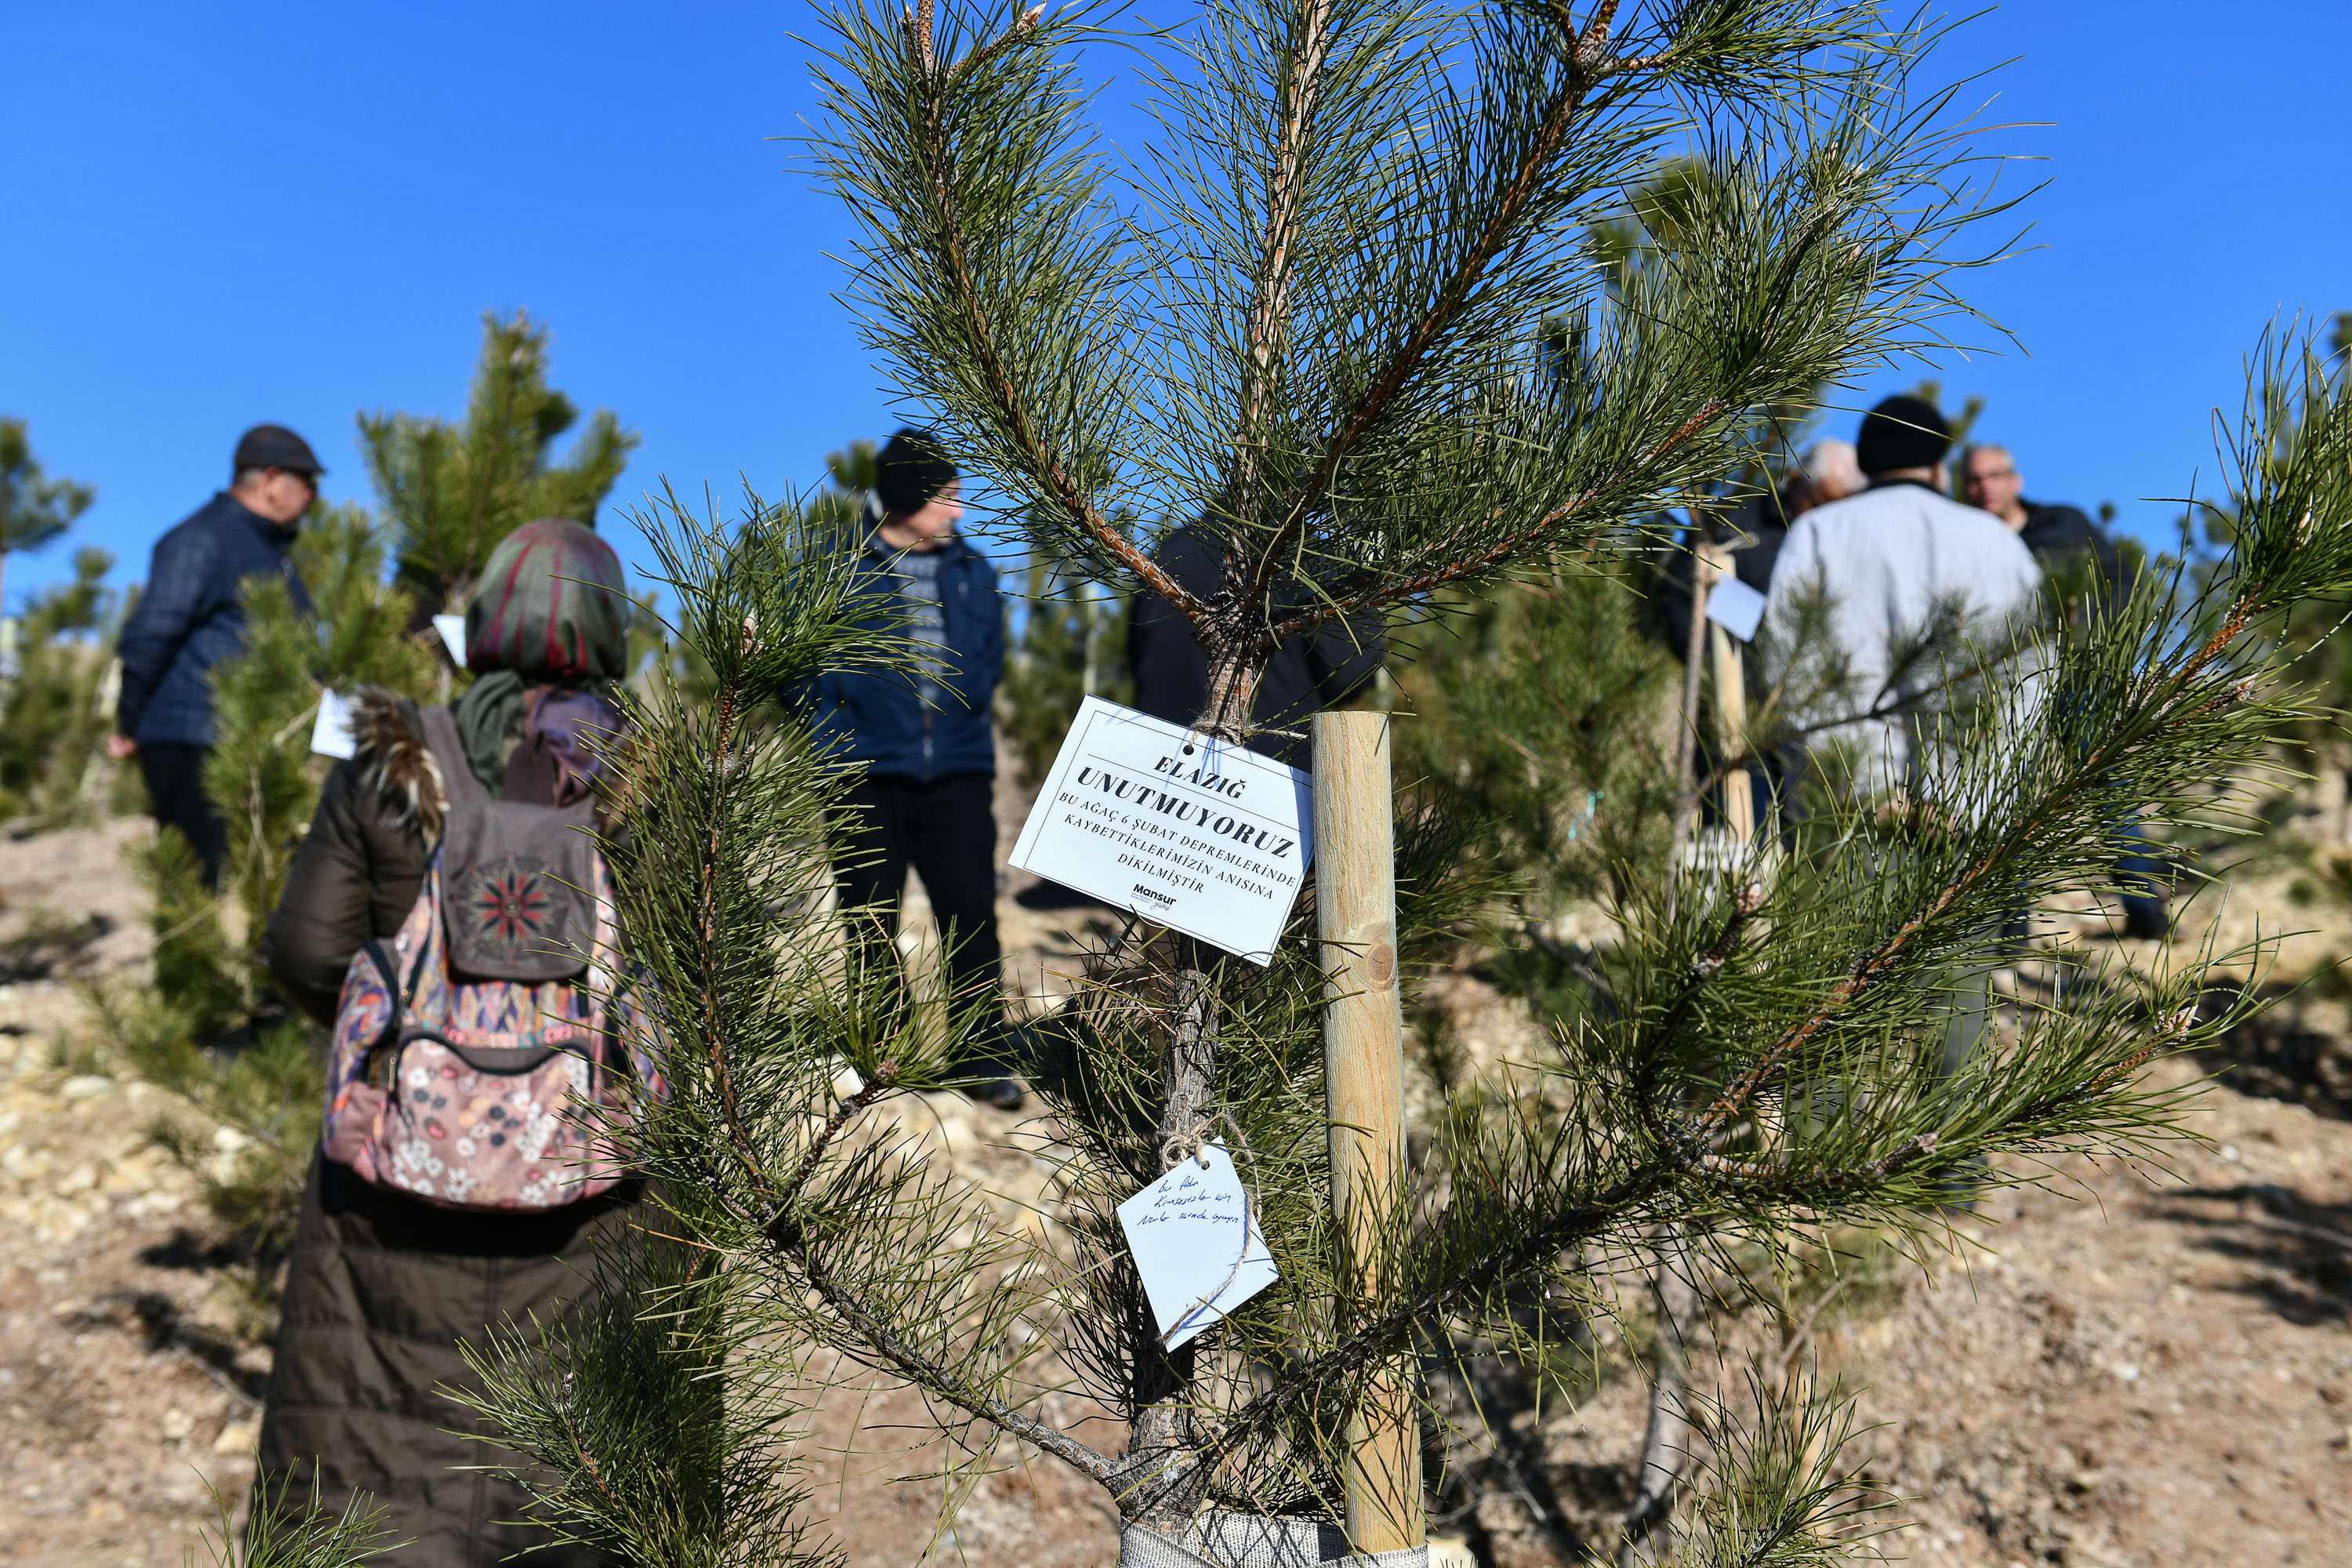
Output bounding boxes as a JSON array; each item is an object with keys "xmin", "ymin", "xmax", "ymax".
[{"xmin": 1312, "ymin": 710, "xmax": 1423, "ymax": 1556}]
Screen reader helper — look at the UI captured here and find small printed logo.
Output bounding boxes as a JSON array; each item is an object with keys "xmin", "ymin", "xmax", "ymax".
[{"xmin": 1132, "ymin": 882, "xmax": 1176, "ymax": 906}]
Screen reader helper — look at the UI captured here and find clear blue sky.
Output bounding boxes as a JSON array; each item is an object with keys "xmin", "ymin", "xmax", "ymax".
[{"xmin": 2, "ymin": 1, "xmax": 2347, "ymax": 614}]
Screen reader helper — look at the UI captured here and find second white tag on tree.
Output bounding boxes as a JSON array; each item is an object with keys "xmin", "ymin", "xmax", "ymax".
[
  {"xmin": 1116, "ymin": 1144, "xmax": 1278, "ymax": 1351},
  {"xmin": 1008, "ymin": 696, "xmax": 1313, "ymax": 963}
]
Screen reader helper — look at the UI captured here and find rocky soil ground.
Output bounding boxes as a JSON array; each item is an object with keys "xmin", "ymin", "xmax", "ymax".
[{"xmin": 0, "ymin": 782, "xmax": 2347, "ymax": 1566}]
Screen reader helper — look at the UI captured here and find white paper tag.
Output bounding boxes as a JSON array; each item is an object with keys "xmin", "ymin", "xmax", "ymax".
[
  {"xmin": 310, "ymin": 688, "xmax": 357, "ymax": 759},
  {"xmin": 1116, "ymin": 1144, "xmax": 1277, "ymax": 1350},
  {"xmin": 1008, "ymin": 696, "xmax": 1313, "ymax": 964},
  {"xmin": 433, "ymin": 614, "xmax": 467, "ymax": 666},
  {"xmin": 1705, "ymin": 575, "xmax": 1766, "ymax": 643}
]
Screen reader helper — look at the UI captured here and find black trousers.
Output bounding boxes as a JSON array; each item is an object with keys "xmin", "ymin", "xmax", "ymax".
[
  {"xmin": 832, "ymin": 772, "xmax": 1011, "ymax": 1067},
  {"xmin": 138, "ymin": 741, "xmax": 230, "ymax": 890}
]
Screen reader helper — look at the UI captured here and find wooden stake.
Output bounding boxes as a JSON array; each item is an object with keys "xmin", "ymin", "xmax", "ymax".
[
  {"xmin": 1707, "ymin": 613, "xmax": 1755, "ymax": 844},
  {"xmin": 1312, "ymin": 710, "xmax": 1422, "ymax": 1555}
]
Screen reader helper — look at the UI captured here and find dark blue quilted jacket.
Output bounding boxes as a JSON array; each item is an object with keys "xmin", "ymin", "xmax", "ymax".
[
  {"xmin": 804, "ymin": 531, "xmax": 1004, "ymax": 781},
  {"xmin": 116, "ymin": 492, "xmax": 312, "ymax": 746}
]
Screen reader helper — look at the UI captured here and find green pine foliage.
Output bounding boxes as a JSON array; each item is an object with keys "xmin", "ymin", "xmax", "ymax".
[
  {"xmin": 215, "ymin": 1474, "xmax": 403, "ymax": 1567},
  {"xmin": 360, "ymin": 310, "xmax": 638, "ymax": 615},
  {"xmin": 0, "ymin": 546, "xmax": 125, "ymax": 826},
  {"xmin": 997, "ymin": 552, "xmax": 1131, "ymax": 787},
  {"xmin": 0, "ymin": 416, "xmax": 96, "ymax": 621},
  {"xmin": 1392, "ymin": 558, "xmax": 1680, "ymax": 953},
  {"xmin": 89, "ymin": 503, "xmax": 439, "ymax": 1323}
]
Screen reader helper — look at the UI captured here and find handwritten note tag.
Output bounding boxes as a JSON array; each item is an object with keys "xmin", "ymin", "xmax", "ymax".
[
  {"xmin": 1116, "ymin": 1144, "xmax": 1278, "ymax": 1351},
  {"xmin": 1009, "ymin": 697, "xmax": 1313, "ymax": 964},
  {"xmin": 310, "ymin": 688, "xmax": 357, "ymax": 760}
]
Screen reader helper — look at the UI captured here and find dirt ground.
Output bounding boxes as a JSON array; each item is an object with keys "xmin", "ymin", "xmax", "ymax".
[{"xmin": 2, "ymin": 780, "xmax": 2348, "ymax": 1567}]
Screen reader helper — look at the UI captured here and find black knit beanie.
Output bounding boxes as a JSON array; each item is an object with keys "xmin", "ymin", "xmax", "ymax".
[
  {"xmin": 1855, "ymin": 395, "xmax": 1951, "ymax": 477},
  {"xmin": 873, "ymin": 427, "xmax": 960, "ymax": 516}
]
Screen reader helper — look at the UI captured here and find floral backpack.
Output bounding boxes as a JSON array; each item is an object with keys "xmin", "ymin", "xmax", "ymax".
[{"xmin": 321, "ymin": 702, "xmax": 659, "ymax": 1210}]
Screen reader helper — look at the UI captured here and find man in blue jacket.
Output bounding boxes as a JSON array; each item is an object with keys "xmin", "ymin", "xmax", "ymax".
[
  {"xmin": 810, "ymin": 428, "xmax": 1019, "ymax": 1106},
  {"xmin": 111, "ymin": 425, "xmax": 320, "ymax": 887}
]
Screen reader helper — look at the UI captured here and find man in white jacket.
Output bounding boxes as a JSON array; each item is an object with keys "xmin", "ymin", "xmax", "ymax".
[
  {"xmin": 1764, "ymin": 394, "xmax": 2043, "ymax": 800},
  {"xmin": 1764, "ymin": 396, "xmax": 2044, "ymax": 1116}
]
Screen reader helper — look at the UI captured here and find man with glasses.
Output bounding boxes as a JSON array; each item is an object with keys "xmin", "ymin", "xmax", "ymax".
[
  {"xmin": 112, "ymin": 424, "xmax": 320, "ymax": 887},
  {"xmin": 1960, "ymin": 444, "xmax": 2122, "ymax": 587}
]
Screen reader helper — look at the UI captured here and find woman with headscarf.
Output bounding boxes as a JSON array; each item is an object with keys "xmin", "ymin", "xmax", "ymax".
[{"xmin": 256, "ymin": 519, "xmax": 634, "ymax": 1566}]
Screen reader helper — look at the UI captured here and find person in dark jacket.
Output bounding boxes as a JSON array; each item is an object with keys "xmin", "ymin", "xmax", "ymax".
[
  {"xmin": 1959, "ymin": 441, "xmax": 2165, "ymax": 938},
  {"xmin": 256, "ymin": 519, "xmax": 637, "ymax": 1568},
  {"xmin": 111, "ymin": 424, "xmax": 321, "ymax": 886},
  {"xmin": 807, "ymin": 429, "xmax": 1021, "ymax": 1108},
  {"xmin": 1126, "ymin": 525, "xmax": 1385, "ymax": 767},
  {"xmin": 1961, "ymin": 444, "xmax": 2125, "ymax": 588}
]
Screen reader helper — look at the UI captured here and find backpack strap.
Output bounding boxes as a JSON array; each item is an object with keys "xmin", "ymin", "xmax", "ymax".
[
  {"xmin": 419, "ymin": 704, "xmax": 491, "ymax": 809},
  {"xmin": 358, "ymin": 933, "xmax": 430, "ymax": 1090}
]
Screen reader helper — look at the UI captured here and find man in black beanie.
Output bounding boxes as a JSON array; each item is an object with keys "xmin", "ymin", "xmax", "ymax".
[{"xmin": 803, "ymin": 427, "xmax": 1023, "ymax": 1108}]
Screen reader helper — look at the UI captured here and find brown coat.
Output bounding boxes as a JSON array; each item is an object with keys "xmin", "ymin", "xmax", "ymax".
[
  {"xmin": 256, "ymin": 688, "xmax": 634, "ymax": 1566},
  {"xmin": 263, "ymin": 691, "xmax": 446, "ymax": 1025}
]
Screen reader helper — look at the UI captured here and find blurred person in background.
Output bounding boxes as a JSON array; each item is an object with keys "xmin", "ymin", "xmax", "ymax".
[
  {"xmin": 111, "ymin": 424, "xmax": 321, "ymax": 887},
  {"xmin": 1765, "ymin": 395, "xmax": 2042, "ymax": 797},
  {"xmin": 805, "ymin": 428, "xmax": 1023, "ymax": 1109},
  {"xmin": 1766, "ymin": 396, "xmax": 2043, "ymax": 1120},
  {"xmin": 1961, "ymin": 441, "xmax": 2165, "ymax": 938},
  {"xmin": 1961, "ymin": 443, "xmax": 2124, "ymax": 587}
]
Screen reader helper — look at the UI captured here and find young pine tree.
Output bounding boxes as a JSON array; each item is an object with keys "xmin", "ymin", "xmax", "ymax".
[
  {"xmin": 0, "ymin": 416, "xmax": 95, "ymax": 637},
  {"xmin": 0, "ymin": 546, "xmax": 122, "ymax": 826},
  {"xmin": 359, "ymin": 310, "xmax": 639, "ymax": 615},
  {"xmin": 432, "ymin": 11, "xmax": 2352, "ymax": 1568}
]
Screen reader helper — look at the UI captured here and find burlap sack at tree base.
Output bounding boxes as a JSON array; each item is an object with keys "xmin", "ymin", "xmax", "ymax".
[{"xmin": 1119, "ymin": 1510, "xmax": 1428, "ymax": 1568}]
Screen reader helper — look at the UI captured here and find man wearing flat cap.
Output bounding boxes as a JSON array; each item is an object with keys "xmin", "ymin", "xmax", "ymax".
[
  {"xmin": 802, "ymin": 427, "xmax": 1023, "ymax": 1109},
  {"xmin": 111, "ymin": 423, "xmax": 321, "ymax": 887}
]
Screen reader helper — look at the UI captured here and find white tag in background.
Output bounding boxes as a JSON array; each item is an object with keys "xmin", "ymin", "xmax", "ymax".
[
  {"xmin": 1116, "ymin": 1144, "xmax": 1278, "ymax": 1351},
  {"xmin": 1704, "ymin": 575, "xmax": 1767, "ymax": 643},
  {"xmin": 432, "ymin": 614, "xmax": 467, "ymax": 666},
  {"xmin": 310, "ymin": 688, "xmax": 358, "ymax": 760},
  {"xmin": 1008, "ymin": 696, "xmax": 1313, "ymax": 964}
]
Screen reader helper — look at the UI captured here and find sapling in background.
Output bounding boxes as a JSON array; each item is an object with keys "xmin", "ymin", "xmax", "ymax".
[
  {"xmin": 361, "ymin": 310, "xmax": 638, "ymax": 618},
  {"xmin": 0, "ymin": 416, "xmax": 95, "ymax": 666},
  {"xmin": 0, "ymin": 546, "xmax": 130, "ymax": 830}
]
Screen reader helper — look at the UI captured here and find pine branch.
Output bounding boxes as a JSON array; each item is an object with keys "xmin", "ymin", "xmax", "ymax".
[
  {"xmin": 894, "ymin": 5, "xmax": 1203, "ymax": 623},
  {"xmin": 1263, "ymin": 398, "xmax": 1730, "ymax": 643},
  {"xmin": 1240, "ymin": 0, "xmax": 1659, "ymax": 618}
]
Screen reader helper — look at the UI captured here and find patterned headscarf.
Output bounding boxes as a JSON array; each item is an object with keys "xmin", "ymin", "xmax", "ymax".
[
  {"xmin": 454, "ymin": 519, "xmax": 630, "ymax": 795},
  {"xmin": 465, "ymin": 518, "xmax": 628, "ymax": 681}
]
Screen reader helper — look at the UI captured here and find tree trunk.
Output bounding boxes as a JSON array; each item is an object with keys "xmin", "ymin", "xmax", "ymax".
[
  {"xmin": 1118, "ymin": 636, "xmax": 1270, "ymax": 1528},
  {"xmin": 1617, "ymin": 1231, "xmax": 1697, "ymax": 1566},
  {"xmin": 1122, "ymin": 961, "xmax": 1220, "ymax": 1530}
]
